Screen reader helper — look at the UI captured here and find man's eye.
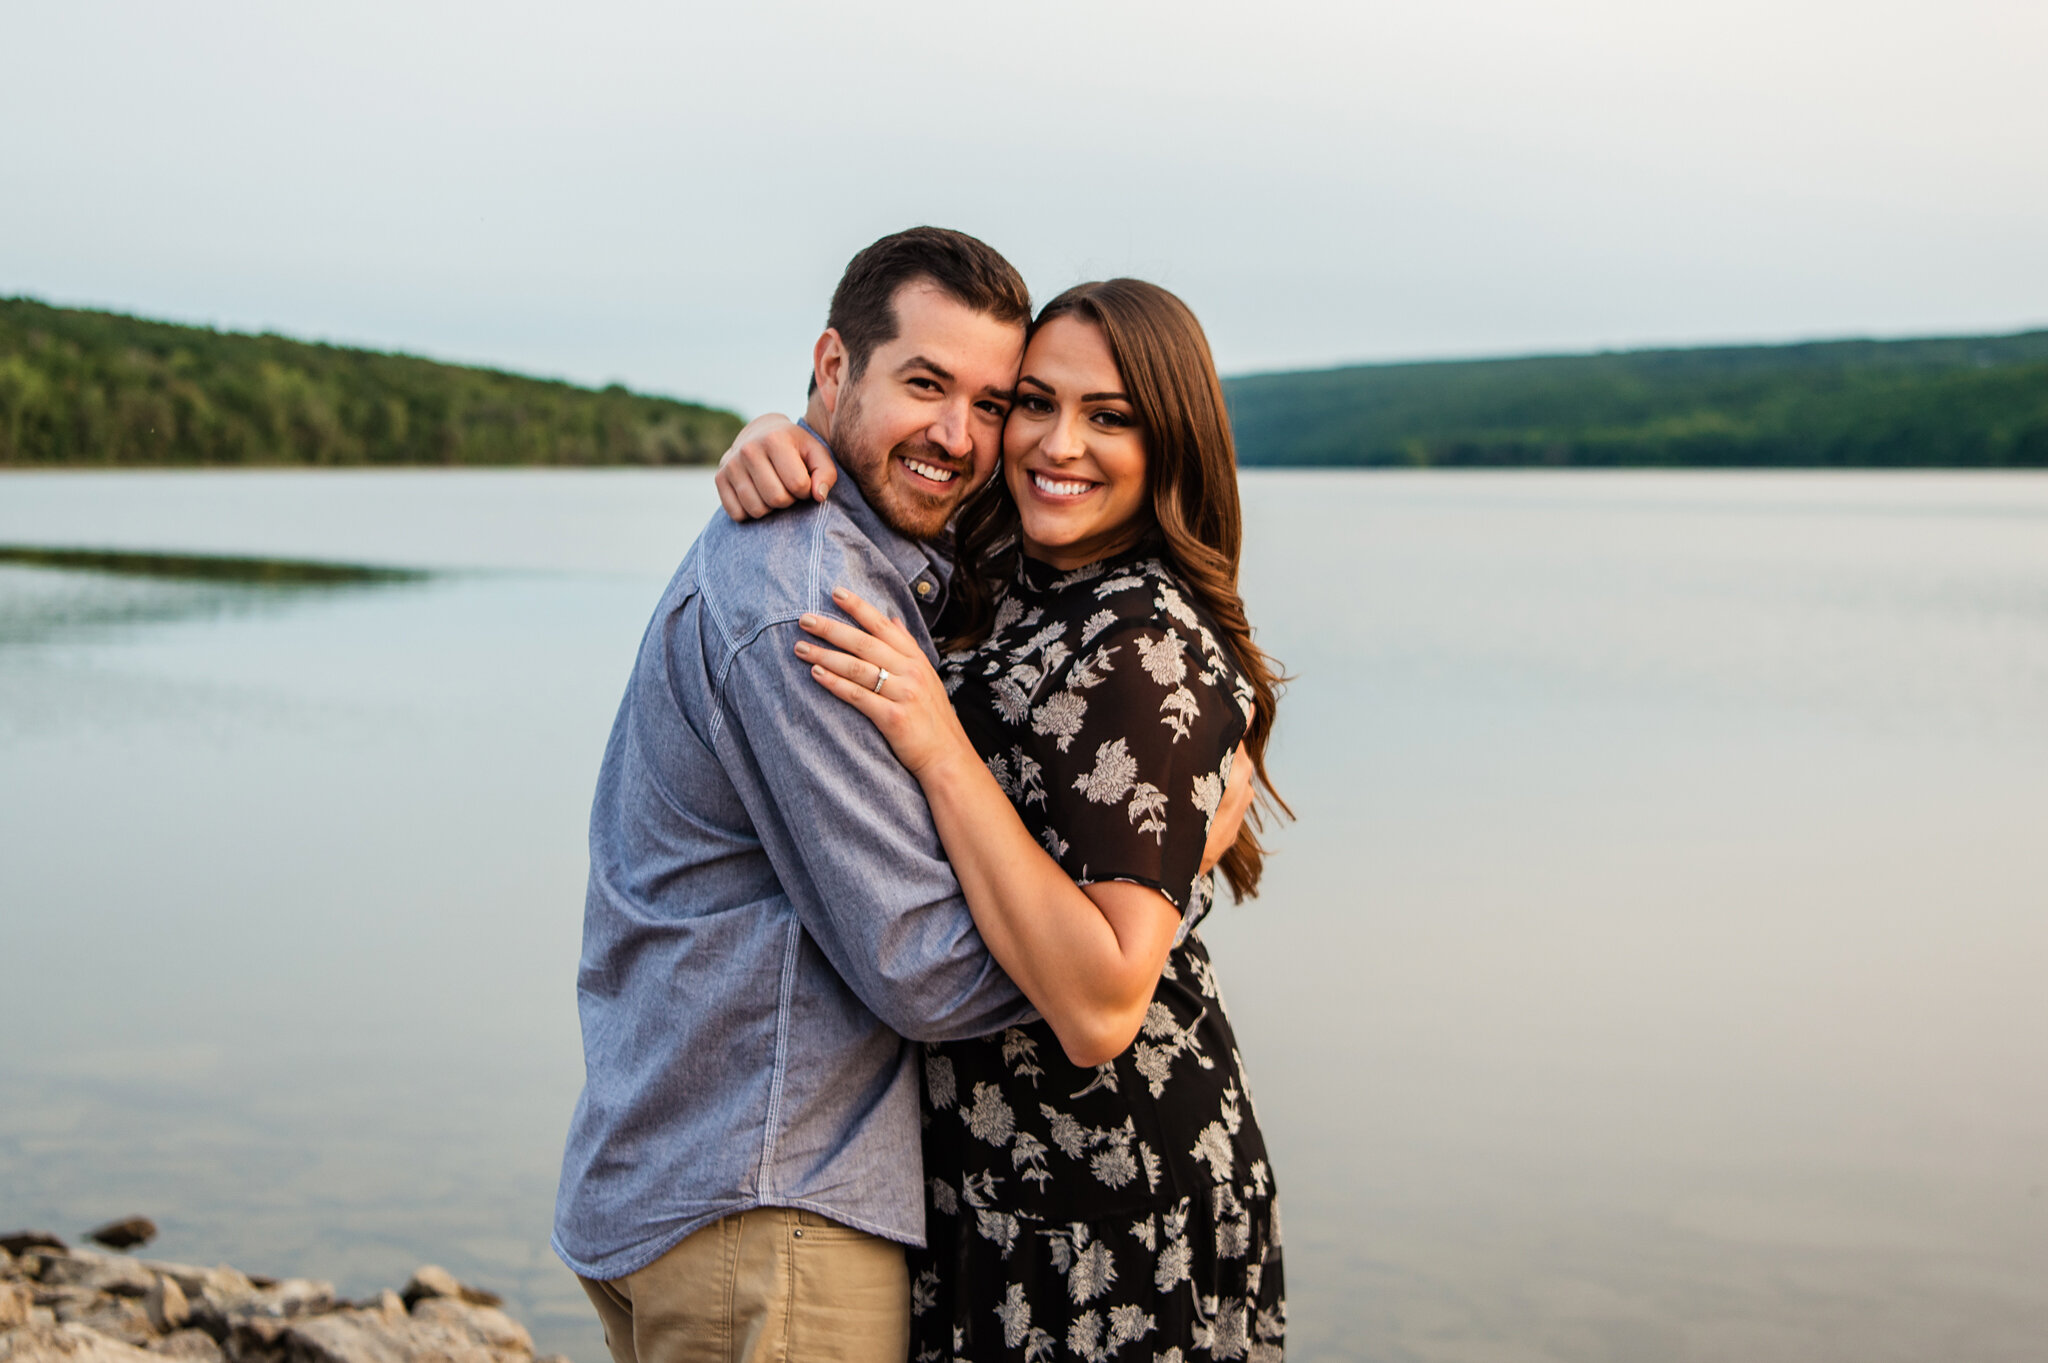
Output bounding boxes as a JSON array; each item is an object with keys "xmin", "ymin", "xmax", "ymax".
[
  {"xmin": 908, "ymin": 377, "xmax": 940, "ymax": 392},
  {"xmin": 975, "ymin": 400, "xmax": 1009, "ymax": 418}
]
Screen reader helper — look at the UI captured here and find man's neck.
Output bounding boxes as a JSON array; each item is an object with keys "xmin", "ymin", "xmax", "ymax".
[{"xmin": 802, "ymin": 394, "xmax": 831, "ymax": 441}]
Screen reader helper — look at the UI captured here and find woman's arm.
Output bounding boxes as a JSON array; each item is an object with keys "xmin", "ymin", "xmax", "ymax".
[
  {"xmin": 796, "ymin": 588, "xmax": 1186, "ymax": 1067},
  {"xmin": 714, "ymin": 414, "xmax": 838, "ymax": 521}
]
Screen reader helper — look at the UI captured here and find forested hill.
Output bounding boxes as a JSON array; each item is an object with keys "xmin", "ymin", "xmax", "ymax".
[
  {"xmin": 0, "ymin": 297, "xmax": 743, "ymax": 467},
  {"xmin": 1222, "ymin": 331, "xmax": 2048, "ymax": 467}
]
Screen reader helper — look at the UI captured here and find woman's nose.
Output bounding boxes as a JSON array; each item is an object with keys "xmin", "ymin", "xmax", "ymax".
[{"xmin": 1042, "ymin": 413, "xmax": 1085, "ymax": 461}]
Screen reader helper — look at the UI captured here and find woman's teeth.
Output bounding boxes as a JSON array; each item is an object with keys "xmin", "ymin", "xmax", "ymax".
[
  {"xmin": 904, "ymin": 458, "xmax": 956, "ymax": 483},
  {"xmin": 1032, "ymin": 472, "xmax": 1093, "ymax": 497}
]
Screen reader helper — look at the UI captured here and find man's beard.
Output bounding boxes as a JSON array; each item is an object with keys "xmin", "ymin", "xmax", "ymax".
[{"xmin": 833, "ymin": 386, "xmax": 971, "ymax": 542}]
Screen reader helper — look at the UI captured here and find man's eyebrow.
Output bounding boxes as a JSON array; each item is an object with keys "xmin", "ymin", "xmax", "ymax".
[{"xmin": 896, "ymin": 355, "xmax": 954, "ymax": 383}]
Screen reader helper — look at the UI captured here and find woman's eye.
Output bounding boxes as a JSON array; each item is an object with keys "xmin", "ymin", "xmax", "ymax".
[
  {"xmin": 1093, "ymin": 410, "xmax": 1133, "ymax": 429},
  {"xmin": 1019, "ymin": 395, "xmax": 1052, "ymax": 415}
]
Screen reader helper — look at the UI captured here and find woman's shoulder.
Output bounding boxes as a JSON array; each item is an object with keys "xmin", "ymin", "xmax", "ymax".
[{"xmin": 1040, "ymin": 556, "xmax": 1253, "ymax": 731}]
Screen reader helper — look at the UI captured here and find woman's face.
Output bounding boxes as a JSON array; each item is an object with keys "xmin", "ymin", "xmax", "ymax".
[{"xmin": 1003, "ymin": 314, "xmax": 1152, "ymax": 570}]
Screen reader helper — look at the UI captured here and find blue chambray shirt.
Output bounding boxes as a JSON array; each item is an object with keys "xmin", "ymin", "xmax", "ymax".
[{"xmin": 552, "ymin": 443, "xmax": 1032, "ymax": 1280}]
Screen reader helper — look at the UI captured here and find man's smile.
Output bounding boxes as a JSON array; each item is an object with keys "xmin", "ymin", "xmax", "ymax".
[{"xmin": 901, "ymin": 455, "xmax": 958, "ymax": 485}]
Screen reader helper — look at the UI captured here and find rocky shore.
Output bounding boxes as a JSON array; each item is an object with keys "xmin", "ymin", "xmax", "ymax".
[{"xmin": 0, "ymin": 1234, "xmax": 567, "ymax": 1363}]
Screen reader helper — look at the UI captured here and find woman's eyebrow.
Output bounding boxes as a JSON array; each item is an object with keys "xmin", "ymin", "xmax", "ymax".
[
  {"xmin": 1080, "ymin": 391, "xmax": 1129, "ymax": 403},
  {"xmin": 1017, "ymin": 374, "xmax": 1053, "ymax": 393}
]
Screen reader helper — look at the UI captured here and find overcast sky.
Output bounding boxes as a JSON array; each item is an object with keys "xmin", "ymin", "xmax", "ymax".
[{"xmin": 6, "ymin": 0, "xmax": 2044, "ymax": 416}]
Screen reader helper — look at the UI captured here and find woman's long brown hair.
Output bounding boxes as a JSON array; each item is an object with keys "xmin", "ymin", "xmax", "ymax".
[{"xmin": 945, "ymin": 279, "xmax": 1291, "ymax": 902}]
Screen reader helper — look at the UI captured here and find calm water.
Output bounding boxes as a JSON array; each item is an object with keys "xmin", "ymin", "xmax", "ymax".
[{"xmin": 3, "ymin": 470, "xmax": 2046, "ymax": 1362}]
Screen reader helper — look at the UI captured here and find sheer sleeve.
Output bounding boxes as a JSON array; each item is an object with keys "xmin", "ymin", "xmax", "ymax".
[{"xmin": 1028, "ymin": 614, "xmax": 1250, "ymax": 925}]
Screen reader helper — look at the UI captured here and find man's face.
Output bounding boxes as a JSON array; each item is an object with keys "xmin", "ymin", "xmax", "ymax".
[{"xmin": 825, "ymin": 281, "xmax": 1023, "ymax": 541}]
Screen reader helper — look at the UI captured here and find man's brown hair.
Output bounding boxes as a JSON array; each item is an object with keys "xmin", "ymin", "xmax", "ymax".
[{"xmin": 813, "ymin": 227, "xmax": 1031, "ymax": 394}]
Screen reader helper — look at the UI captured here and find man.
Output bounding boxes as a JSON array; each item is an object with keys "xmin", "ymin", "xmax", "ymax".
[{"xmin": 553, "ymin": 228, "xmax": 1038, "ymax": 1363}]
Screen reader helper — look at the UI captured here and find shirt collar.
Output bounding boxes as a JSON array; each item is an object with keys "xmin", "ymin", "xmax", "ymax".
[{"xmin": 802, "ymin": 420, "xmax": 953, "ymax": 618}]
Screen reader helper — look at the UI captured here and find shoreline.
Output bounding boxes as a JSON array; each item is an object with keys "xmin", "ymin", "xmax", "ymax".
[{"xmin": 0, "ymin": 1237, "xmax": 565, "ymax": 1363}]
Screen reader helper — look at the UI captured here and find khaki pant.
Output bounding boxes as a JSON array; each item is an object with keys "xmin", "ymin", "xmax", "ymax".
[{"xmin": 578, "ymin": 1207, "xmax": 909, "ymax": 1363}]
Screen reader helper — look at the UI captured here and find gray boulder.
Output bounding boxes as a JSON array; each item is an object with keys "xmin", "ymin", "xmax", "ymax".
[
  {"xmin": 155, "ymin": 1331, "xmax": 223, "ymax": 1363},
  {"xmin": 0, "ymin": 1322, "xmax": 160, "ymax": 1363}
]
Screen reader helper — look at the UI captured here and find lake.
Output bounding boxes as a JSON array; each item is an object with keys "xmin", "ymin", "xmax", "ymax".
[{"xmin": 3, "ymin": 469, "xmax": 2046, "ymax": 1362}]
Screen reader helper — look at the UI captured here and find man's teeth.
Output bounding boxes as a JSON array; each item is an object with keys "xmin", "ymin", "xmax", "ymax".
[
  {"xmin": 1033, "ymin": 472, "xmax": 1093, "ymax": 497},
  {"xmin": 904, "ymin": 458, "xmax": 956, "ymax": 483}
]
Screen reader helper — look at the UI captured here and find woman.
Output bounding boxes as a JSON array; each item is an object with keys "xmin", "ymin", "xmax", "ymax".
[{"xmin": 727, "ymin": 280, "xmax": 1286, "ymax": 1362}]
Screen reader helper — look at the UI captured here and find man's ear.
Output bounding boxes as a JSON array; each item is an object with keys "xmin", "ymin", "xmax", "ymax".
[{"xmin": 813, "ymin": 330, "xmax": 850, "ymax": 418}]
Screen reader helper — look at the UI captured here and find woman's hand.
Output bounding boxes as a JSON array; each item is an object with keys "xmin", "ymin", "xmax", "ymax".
[
  {"xmin": 715, "ymin": 414, "xmax": 838, "ymax": 521},
  {"xmin": 796, "ymin": 587, "xmax": 975, "ymax": 780}
]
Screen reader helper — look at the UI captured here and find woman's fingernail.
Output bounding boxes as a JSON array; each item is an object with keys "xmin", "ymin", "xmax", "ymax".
[
  {"xmin": 794, "ymin": 641, "xmax": 811, "ymax": 656},
  {"xmin": 831, "ymin": 586, "xmax": 849, "ymax": 601},
  {"xmin": 799, "ymin": 613, "xmax": 819, "ymax": 629}
]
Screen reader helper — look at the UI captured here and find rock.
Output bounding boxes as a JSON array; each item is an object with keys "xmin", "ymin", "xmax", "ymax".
[
  {"xmin": 55, "ymin": 1296, "xmax": 152, "ymax": 1347},
  {"xmin": 409, "ymin": 1299, "xmax": 530, "ymax": 1355},
  {"xmin": 0, "ymin": 1236, "xmax": 65, "ymax": 1259},
  {"xmin": 0, "ymin": 1323, "xmax": 163, "ymax": 1363},
  {"xmin": 34, "ymin": 1255, "xmax": 155, "ymax": 1299},
  {"xmin": 0, "ymin": 1281, "xmax": 31, "ymax": 1329},
  {"xmin": 143, "ymin": 1278, "xmax": 187, "ymax": 1335},
  {"xmin": 398, "ymin": 1267, "xmax": 499, "ymax": 1311},
  {"xmin": 242, "ymin": 1279, "xmax": 333, "ymax": 1320},
  {"xmin": 152, "ymin": 1333, "xmax": 222, "ymax": 1363},
  {"xmin": 81, "ymin": 1224, "xmax": 155, "ymax": 1255},
  {"xmin": 397, "ymin": 1267, "xmax": 459, "ymax": 1309},
  {"xmin": 135, "ymin": 1265, "xmax": 249, "ymax": 1313},
  {"xmin": 93, "ymin": 1223, "xmax": 156, "ymax": 1257}
]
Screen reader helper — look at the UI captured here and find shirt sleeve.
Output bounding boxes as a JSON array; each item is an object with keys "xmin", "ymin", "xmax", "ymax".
[
  {"xmin": 1030, "ymin": 616, "xmax": 1251, "ymax": 918},
  {"xmin": 709, "ymin": 613, "xmax": 1036, "ymax": 1043}
]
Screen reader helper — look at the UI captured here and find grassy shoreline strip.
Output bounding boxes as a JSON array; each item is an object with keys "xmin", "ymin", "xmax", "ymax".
[{"xmin": 0, "ymin": 545, "xmax": 427, "ymax": 584}]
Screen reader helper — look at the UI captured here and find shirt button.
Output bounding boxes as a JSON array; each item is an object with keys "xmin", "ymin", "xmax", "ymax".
[{"xmin": 915, "ymin": 580, "xmax": 932, "ymax": 597}]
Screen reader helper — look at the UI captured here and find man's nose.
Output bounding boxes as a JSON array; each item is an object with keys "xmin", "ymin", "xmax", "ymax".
[{"xmin": 928, "ymin": 402, "xmax": 974, "ymax": 459}]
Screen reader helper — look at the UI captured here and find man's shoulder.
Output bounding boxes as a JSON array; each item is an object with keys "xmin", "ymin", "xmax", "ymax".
[{"xmin": 692, "ymin": 499, "xmax": 922, "ymax": 642}]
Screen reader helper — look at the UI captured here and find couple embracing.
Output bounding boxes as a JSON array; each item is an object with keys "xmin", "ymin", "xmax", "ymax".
[{"xmin": 553, "ymin": 228, "xmax": 1288, "ymax": 1363}]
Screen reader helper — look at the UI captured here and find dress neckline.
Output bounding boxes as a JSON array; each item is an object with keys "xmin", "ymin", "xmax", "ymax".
[{"xmin": 1014, "ymin": 536, "xmax": 1164, "ymax": 597}]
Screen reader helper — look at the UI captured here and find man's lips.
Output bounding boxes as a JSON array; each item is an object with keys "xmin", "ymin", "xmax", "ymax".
[{"xmin": 900, "ymin": 455, "xmax": 959, "ymax": 485}]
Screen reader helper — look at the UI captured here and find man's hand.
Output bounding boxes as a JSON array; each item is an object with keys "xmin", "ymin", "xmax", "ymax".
[
  {"xmin": 715, "ymin": 414, "xmax": 838, "ymax": 521},
  {"xmin": 1198, "ymin": 742, "xmax": 1254, "ymax": 876}
]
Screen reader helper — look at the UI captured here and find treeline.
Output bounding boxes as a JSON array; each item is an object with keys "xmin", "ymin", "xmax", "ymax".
[
  {"xmin": 1222, "ymin": 331, "xmax": 2048, "ymax": 467},
  {"xmin": 0, "ymin": 297, "xmax": 743, "ymax": 467}
]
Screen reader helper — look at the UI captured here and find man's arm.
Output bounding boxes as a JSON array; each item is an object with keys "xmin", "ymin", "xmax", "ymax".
[{"xmin": 709, "ymin": 614, "xmax": 1034, "ymax": 1042}]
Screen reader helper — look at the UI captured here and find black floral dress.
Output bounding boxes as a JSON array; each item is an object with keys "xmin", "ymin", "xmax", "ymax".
[{"xmin": 910, "ymin": 545, "xmax": 1285, "ymax": 1363}]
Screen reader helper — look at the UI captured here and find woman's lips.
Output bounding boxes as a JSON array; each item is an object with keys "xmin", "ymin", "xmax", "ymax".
[{"xmin": 1029, "ymin": 470, "xmax": 1097, "ymax": 499}]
